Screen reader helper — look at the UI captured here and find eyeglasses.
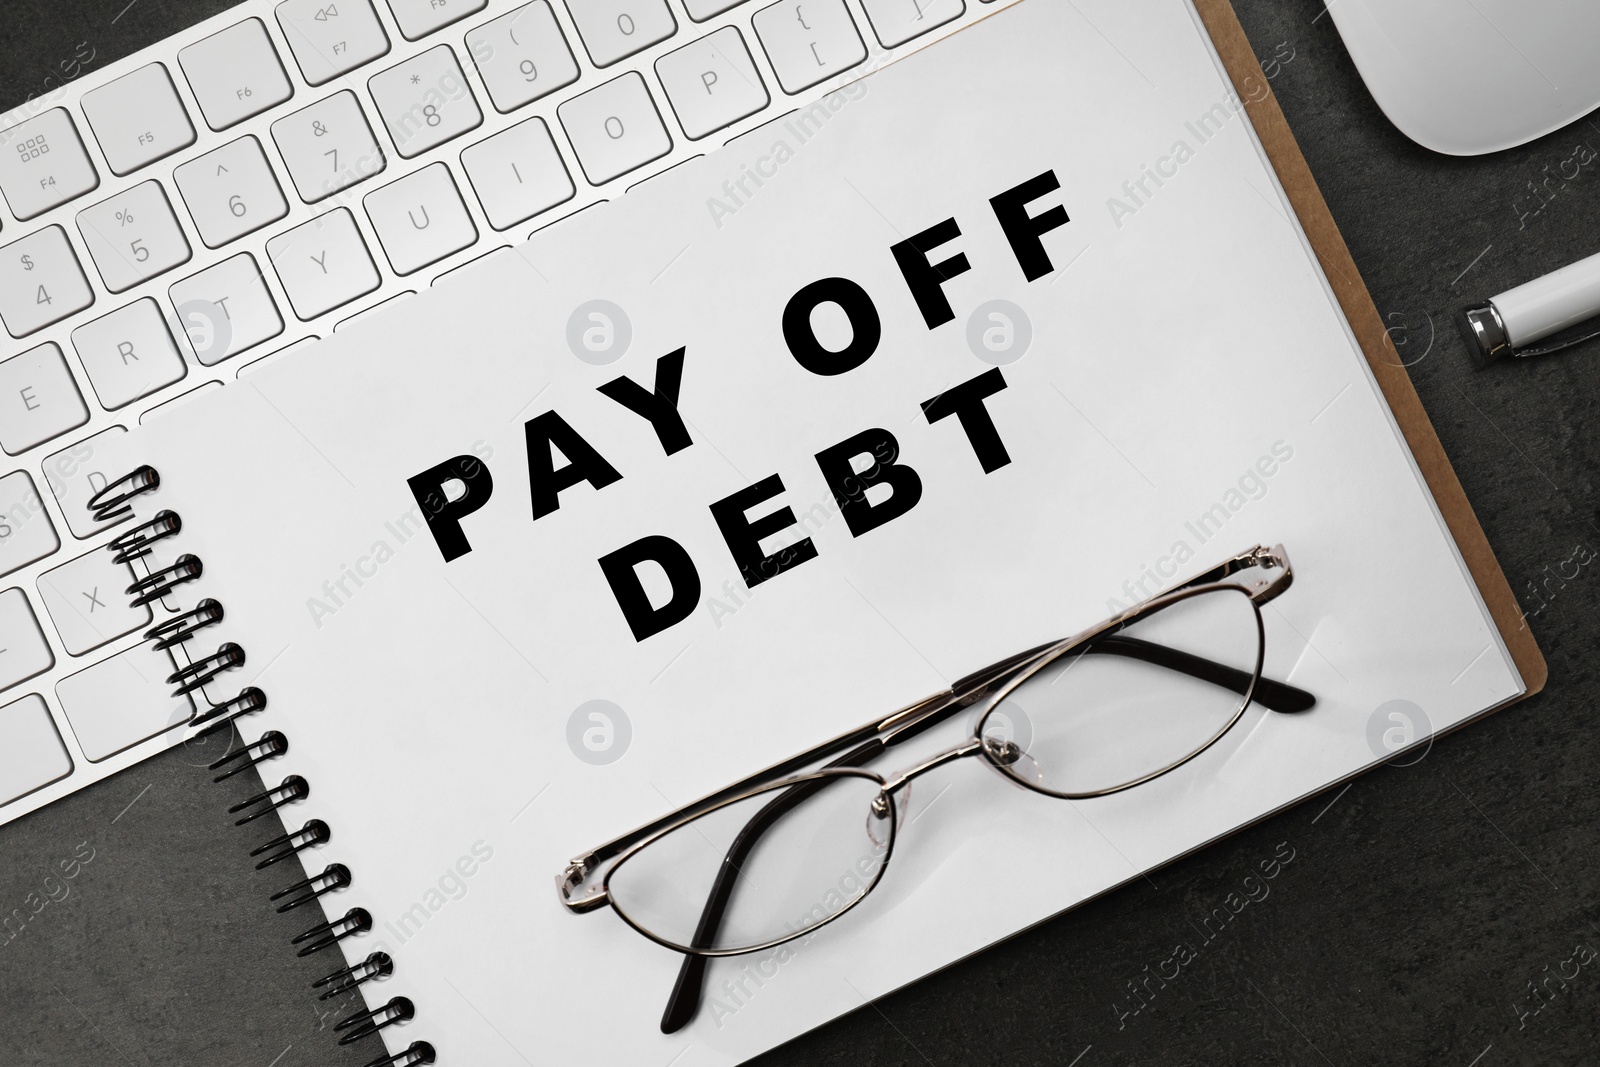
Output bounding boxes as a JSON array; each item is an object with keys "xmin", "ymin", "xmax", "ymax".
[{"xmin": 556, "ymin": 544, "xmax": 1314, "ymax": 1032}]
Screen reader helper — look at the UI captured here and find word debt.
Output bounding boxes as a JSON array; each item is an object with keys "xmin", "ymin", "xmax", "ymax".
[{"xmin": 409, "ymin": 360, "xmax": 1012, "ymax": 641}]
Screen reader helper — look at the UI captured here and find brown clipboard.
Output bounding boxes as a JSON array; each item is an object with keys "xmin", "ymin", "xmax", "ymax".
[{"xmin": 1191, "ymin": 0, "xmax": 1547, "ymax": 699}]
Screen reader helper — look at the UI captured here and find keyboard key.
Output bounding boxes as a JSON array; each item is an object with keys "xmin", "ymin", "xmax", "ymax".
[
  {"xmin": 565, "ymin": 0, "xmax": 677, "ymax": 67},
  {"xmin": 174, "ymin": 136, "xmax": 289, "ymax": 248},
  {"xmin": 70, "ymin": 299, "xmax": 188, "ymax": 410},
  {"xmin": 43, "ymin": 427, "xmax": 128, "ymax": 539},
  {"xmin": 0, "ymin": 694, "xmax": 72, "ymax": 806},
  {"xmin": 752, "ymin": 0, "xmax": 866, "ymax": 94},
  {"xmin": 37, "ymin": 547, "xmax": 153, "ymax": 656},
  {"xmin": 0, "ymin": 226, "xmax": 94, "ymax": 338},
  {"xmin": 77, "ymin": 181, "xmax": 193, "ymax": 293},
  {"xmin": 0, "ymin": 110, "xmax": 99, "ymax": 221},
  {"xmin": 461, "ymin": 117, "xmax": 574, "ymax": 230},
  {"xmin": 559, "ymin": 73, "xmax": 672, "ymax": 185},
  {"xmin": 465, "ymin": 2, "xmax": 581, "ymax": 114},
  {"xmin": 272, "ymin": 91, "xmax": 387, "ymax": 203},
  {"xmin": 79, "ymin": 63, "xmax": 197, "ymax": 176},
  {"xmin": 859, "ymin": 0, "xmax": 962, "ymax": 48},
  {"xmin": 364, "ymin": 163, "xmax": 477, "ymax": 274},
  {"xmin": 0, "ymin": 590, "xmax": 54, "ymax": 693},
  {"xmin": 0, "ymin": 590, "xmax": 54, "ymax": 694},
  {"xmin": 0, "ymin": 345, "xmax": 89, "ymax": 454},
  {"xmin": 388, "ymin": 0, "xmax": 487, "ymax": 40},
  {"xmin": 276, "ymin": 0, "xmax": 392, "ymax": 86},
  {"xmin": 179, "ymin": 18, "xmax": 295, "ymax": 131},
  {"xmin": 169, "ymin": 254, "xmax": 285, "ymax": 365},
  {"xmin": 683, "ymin": 0, "xmax": 745, "ymax": 20},
  {"xmin": 267, "ymin": 208, "xmax": 381, "ymax": 320},
  {"xmin": 656, "ymin": 27, "xmax": 768, "ymax": 140},
  {"xmin": 57, "ymin": 642, "xmax": 193, "ymax": 762},
  {"xmin": 368, "ymin": 45, "xmax": 484, "ymax": 159},
  {"xmin": 0, "ymin": 473, "xmax": 60, "ymax": 576}
]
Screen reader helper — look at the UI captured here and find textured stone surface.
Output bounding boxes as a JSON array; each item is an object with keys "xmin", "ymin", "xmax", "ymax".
[{"xmin": 1, "ymin": 2, "xmax": 1595, "ymax": 1065}]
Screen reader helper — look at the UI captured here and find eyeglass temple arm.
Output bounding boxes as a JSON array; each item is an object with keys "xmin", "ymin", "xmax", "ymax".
[
  {"xmin": 659, "ymin": 741, "xmax": 884, "ymax": 1033},
  {"xmin": 876, "ymin": 627, "xmax": 1313, "ymax": 749},
  {"xmin": 1088, "ymin": 635, "xmax": 1315, "ymax": 713}
]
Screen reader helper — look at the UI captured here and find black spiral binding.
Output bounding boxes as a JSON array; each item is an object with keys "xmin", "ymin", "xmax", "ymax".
[{"xmin": 93, "ymin": 468, "xmax": 434, "ymax": 1067}]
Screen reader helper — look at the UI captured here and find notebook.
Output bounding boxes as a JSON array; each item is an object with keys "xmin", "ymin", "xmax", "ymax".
[{"xmin": 75, "ymin": 0, "xmax": 1542, "ymax": 1062}]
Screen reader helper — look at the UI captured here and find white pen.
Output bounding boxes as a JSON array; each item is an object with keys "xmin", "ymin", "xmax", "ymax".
[{"xmin": 1463, "ymin": 250, "xmax": 1600, "ymax": 367}]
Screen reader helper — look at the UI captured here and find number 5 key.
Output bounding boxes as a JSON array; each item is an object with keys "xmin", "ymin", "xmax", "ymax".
[{"xmin": 75, "ymin": 181, "xmax": 193, "ymax": 293}]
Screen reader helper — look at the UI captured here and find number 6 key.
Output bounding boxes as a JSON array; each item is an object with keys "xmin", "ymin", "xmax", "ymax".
[
  {"xmin": 174, "ymin": 136, "xmax": 289, "ymax": 248},
  {"xmin": 76, "ymin": 181, "xmax": 193, "ymax": 293}
]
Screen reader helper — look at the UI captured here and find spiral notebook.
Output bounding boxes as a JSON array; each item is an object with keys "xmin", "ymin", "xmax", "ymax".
[{"xmin": 75, "ymin": 0, "xmax": 1539, "ymax": 1063}]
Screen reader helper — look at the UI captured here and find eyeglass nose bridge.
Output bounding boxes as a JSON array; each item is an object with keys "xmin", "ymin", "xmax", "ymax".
[{"xmin": 879, "ymin": 737, "xmax": 987, "ymax": 795}]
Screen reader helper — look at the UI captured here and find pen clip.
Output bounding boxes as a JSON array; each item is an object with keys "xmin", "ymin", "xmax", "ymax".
[{"xmin": 1512, "ymin": 323, "xmax": 1600, "ymax": 359}]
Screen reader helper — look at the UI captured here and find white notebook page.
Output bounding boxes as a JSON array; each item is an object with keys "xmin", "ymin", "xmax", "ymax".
[{"xmin": 99, "ymin": 1, "xmax": 1522, "ymax": 1062}]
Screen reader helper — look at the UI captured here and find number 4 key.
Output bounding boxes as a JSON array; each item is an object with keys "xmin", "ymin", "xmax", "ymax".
[{"xmin": 0, "ymin": 226, "xmax": 95, "ymax": 339}]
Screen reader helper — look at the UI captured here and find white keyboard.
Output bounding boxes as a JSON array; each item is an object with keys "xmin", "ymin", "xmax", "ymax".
[{"xmin": 0, "ymin": 0, "xmax": 1009, "ymax": 826}]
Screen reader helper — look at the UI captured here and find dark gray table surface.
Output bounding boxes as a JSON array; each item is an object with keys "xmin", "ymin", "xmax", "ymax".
[{"xmin": 2, "ymin": 3, "xmax": 1597, "ymax": 1065}]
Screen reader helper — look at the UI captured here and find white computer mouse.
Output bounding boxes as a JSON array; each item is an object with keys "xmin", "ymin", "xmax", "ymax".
[{"xmin": 1327, "ymin": 0, "xmax": 1600, "ymax": 155}]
